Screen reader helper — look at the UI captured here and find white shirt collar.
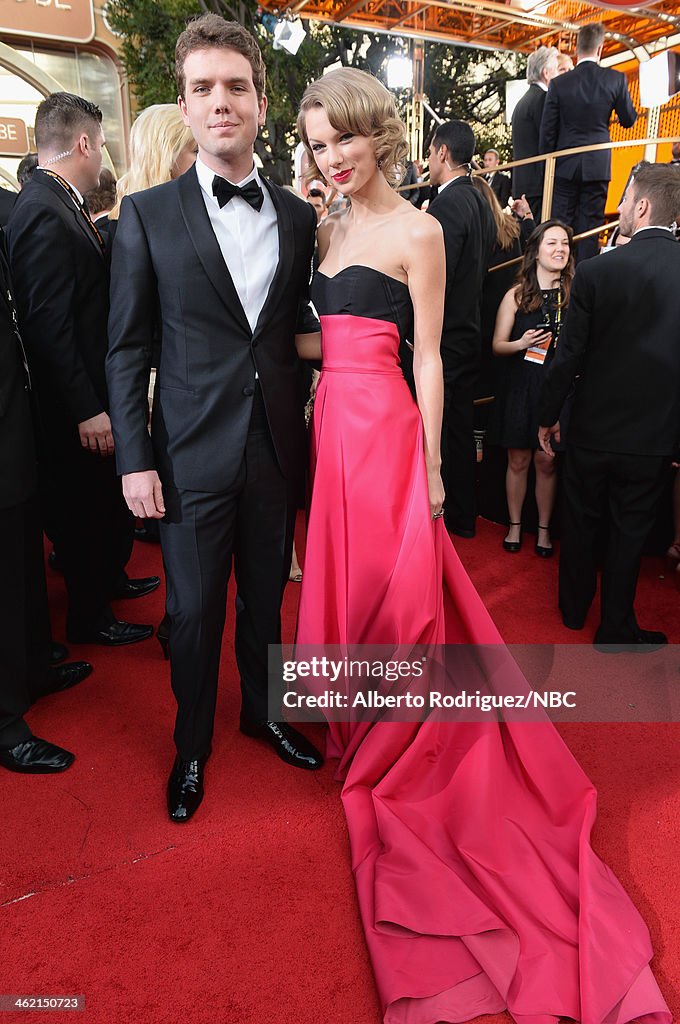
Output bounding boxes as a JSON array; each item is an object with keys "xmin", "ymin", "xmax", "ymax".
[
  {"xmin": 437, "ymin": 176, "xmax": 467, "ymax": 195},
  {"xmin": 536, "ymin": 80, "xmax": 549, "ymax": 92},
  {"xmin": 577, "ymin": 56, "xmax": 599, "ymax": 65},
  {"xmin": 195, "ymin": 155, "xmax": 262, "ymax": 204},
  {"xmin": 634, "ymin": 225, "xmax": 675, "ymax": 235}
]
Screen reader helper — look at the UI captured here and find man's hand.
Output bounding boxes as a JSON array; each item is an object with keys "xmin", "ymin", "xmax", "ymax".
[
  {"xmin": 123, "ymin": 470, "xmax": 165, "ymax": 519},
  {"xmin": 78, "ymin": 412, "xmax": 114, "ymax": 455},
  {"xmin": 538, "ymin": 422, "xmax": 561, "ymax": 457}
]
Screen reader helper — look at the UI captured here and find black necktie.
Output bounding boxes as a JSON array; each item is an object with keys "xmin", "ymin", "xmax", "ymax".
[{"xmin": 212, "ymin": 175, "xmax": 264, "ymax": 212}]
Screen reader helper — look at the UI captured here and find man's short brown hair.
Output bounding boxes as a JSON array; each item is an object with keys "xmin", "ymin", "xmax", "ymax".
[
  {"xmin": 577, "ymin": 22, "xmax": 605, "ymax": 56},
  {"xmin": 632, "ymin": 161, "xmax": 680, "ymax": 227},
  {"xmin": 35, "ymin": 92, "xmax": 102, "ymax": 153},
  {"xmin": 175, "ymin": 14, "xmax": 266, "ymax": 100}
]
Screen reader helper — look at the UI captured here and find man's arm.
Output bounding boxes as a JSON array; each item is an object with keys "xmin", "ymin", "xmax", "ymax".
[
  {"xmin": 7, "ymin": 202, "xmax": 103, "ymax": 425},
  {"xmin": 537, "ymin": 267, "xmax": 593, "ymax": 429},
  {"xmin": 539, "ymin": 86, "xmax": 560, "ymax": 157},
  {"xmin": 427, "ymin": 197, "xmax": 466, "ymax": 300},
  {"xmin": 106, "ymin": 196, "xmax": 165, "ymax": 518},
  {"xmin": 106, "ymin": 196, "xmax": 157, "ymax": 477},
  {"xmin": 613, "ymin": 70, "xmax": 637, "ymax": 129}
]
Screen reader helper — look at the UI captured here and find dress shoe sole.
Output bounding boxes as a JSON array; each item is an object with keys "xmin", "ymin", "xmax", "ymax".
[
  {"xmin": 593, "ymin": 642, "xmax": 666, "ymax": 654},
  {"xmin": 113, "ymin": 584, "xmax": 161, "ymax": 600},
  {"xmin": 66, "ymin": 628, "xmax": 153, "ymax": 647},
  {"xmin": 0, "ymin": 754, "xmax": 75, "ymax": 774}
]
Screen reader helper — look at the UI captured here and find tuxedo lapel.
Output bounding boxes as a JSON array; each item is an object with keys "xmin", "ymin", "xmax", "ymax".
[
  {"xmin": 253, "ymin": 178, "xmax": 294, "ymax": 338},
  {"xmin": 178, "ymin": 167, "xmax": 251, "ymax": 336},
  {"xmin": 33, "ymin": 169, "xmax": 103, "ymax": 259}
]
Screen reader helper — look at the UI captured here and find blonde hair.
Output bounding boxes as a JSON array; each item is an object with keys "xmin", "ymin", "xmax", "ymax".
[
  {"xmin": 297, "ymin": 68, "xmax": 408, "ymax": 189},
  {"xmin": 110, "ymin": 104, "xmax": 195, "ymax": 219}
]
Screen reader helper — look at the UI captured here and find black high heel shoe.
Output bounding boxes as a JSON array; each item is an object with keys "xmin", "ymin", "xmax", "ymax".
[
  {"xmin": 535, "ymin": 524, "xmax": 554, "ymax": 558},
  {"xmin": 157, "ymin": 615, "xmax": 170, "ymax": 660},
  {"xmin": 503, "ymin": 522, "xmax": 522, "ymax": 553}
]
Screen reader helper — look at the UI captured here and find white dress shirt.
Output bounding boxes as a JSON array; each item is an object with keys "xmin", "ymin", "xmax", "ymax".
[{"xmin": 195, "ymin": 156, "xmax": 279, "ymax": 334}]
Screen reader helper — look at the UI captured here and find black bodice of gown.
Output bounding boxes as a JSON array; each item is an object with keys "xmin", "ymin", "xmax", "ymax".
[{"xmin": 312, "ymin": 266, "xmax": 413, "ymax": 343}]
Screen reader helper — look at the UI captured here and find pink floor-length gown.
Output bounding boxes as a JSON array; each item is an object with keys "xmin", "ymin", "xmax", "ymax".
[{"xmin": 296, "ymin": 265, "xmax": 670, "ymax": 1024}]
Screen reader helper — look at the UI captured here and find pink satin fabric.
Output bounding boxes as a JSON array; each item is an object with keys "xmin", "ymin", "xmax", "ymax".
[{"xmin": 297, "ymin": 313, "xmax": 670, "ymax": 1024}]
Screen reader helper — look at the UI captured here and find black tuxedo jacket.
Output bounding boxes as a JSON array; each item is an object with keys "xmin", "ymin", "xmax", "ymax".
[
  {"xmin": 538, "ymin": 228, "xmax": 680, "ymax": 456},
  {"xmin": 512, "ymin": 83, "xmax": 547, "ymax": 197},
  {"xmin": 427, "ymin": 176, "xmax": 497, "ymax": 359},
  {"xmin": 539, "ymin": 61, "xmax": 636, "ymax": 182},
  {"xmin": 0, "ymin": 241, "xmax": 36, "ymax": 509},
  {"xmin": 487, "ymin": 171, "xmax": 511, "ymax": 208},
  {"xmin": 0, "ymin": 189, "xmax": 16, "ymax": 229},
  {"xmin": 106, "ymin": 166, "xmax": 317, "ymax": 494},
  {"xmin": 5, "ymin": 169, "xmax": 109, "ymax": 436}
]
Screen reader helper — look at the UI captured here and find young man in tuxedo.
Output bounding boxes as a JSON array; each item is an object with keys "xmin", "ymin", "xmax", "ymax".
[
  {"xmin": 539, "ymin": 22, "xmax": 637, "ymax": 261},
  {"xmin": 511, "ymin": 46, "xmax": 559, "ymax": 220},
  {"xmin": 482, "ymin": 149, "xmax": 511, "ymax": 208},
  {"xmin": 427, "ymin": 121, "xmax": 496, "ymax": 537},
  {"xmin": 5, "ymin": 94, "xmax": 157, "ymax": 651},
  {"xmin": 106, "ymin": 14, "xmax": 323, "ymax": 824},
  {"xmin": 538, "ymin": 162, "xmax": 680, "ymax": 647},
  {"xmin": 0, "ymin": 240, "xmax": 93, "ymax": 774}
]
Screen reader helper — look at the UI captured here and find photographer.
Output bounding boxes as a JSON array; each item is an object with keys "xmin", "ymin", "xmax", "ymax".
[{"xmin": 488, "ymin": 220, "xmax": 575, "ymax": 555}]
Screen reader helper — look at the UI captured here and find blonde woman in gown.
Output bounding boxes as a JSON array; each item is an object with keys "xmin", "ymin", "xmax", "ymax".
[{"xmin": 294, "ymin": 68, "xmax": 670, "ymax": 1024}]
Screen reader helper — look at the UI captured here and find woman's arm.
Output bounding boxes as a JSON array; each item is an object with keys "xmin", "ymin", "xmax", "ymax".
[
  {"xmin": 403, "ymin": 214, "xmax": 446, "ymax": 517},
  {"xmin": 492, "ymin": 287, "xmax": 550, "ymax": 356},
  {"xmin": 295, "ymin": 332, "xmax": 321, "ymax": 359}
]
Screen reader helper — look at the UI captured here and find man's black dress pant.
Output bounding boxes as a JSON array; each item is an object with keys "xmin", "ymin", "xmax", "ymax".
[
  {"xmin": 559, "ymin": 445, "xmax": 669, "ymax": 640},
  {"xmin": 160, "ymin": 395, "xmax": 297, "ymax": 761}
]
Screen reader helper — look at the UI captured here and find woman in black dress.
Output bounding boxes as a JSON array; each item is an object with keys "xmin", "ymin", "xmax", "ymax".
[{"xmin": 490, "ymin": 220, "xmax": 575, "ymax": 555}]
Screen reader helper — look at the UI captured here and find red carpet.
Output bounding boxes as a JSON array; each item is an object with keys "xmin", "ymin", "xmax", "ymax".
[{"xmin": 1, "ymin": 517, "xmax": 678, "ymax": 1024}]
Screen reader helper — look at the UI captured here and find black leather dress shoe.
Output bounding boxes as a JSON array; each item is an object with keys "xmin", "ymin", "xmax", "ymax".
[
  {"xmin": 43, "ymin": 661, "xmax": 93, "ymax": 695},
  {"xmin": 449, "ymin": 525, "xmax": 476, "ymax": 539},
  {"xmin": 113, "ymin": 576, "xmax": 161, "ymax": 600},
  {"xmin": 49, "ymin": 641, "xmax": 69, "ymax": 665},
  {"xmin": 67, "ymin": 620, "xmax": 153, "ymax": 646},
  {"xmin": 594, "ymin": 628, "xmax": 668, "ymax": 653},
  {"xmin": 240, "ymin": 719, "xmax": 323, "ymax": 770},
  {"xmin": 167, "ymin": 755, "xmax": 206, "ymax": 823},
  {"xmin": 0, "ymin": 737, "xmax": 74, "ymax": 774}
]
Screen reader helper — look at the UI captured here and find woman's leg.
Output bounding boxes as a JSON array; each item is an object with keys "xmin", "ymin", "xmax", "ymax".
[
  {"xmin": 534, "ymin": 449, "xmax": 558, "ymax": 551},
  {"xmin": 505, "ymin": 448, "xmax": 531, "ymax": 544}
]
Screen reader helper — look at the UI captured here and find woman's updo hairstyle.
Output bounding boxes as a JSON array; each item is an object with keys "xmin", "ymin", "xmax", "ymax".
[{"xmin": 297, "ymin": 67, "xmax": 408, "ymax": 189}]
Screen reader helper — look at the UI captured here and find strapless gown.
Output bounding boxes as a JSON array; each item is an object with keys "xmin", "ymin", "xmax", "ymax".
[{"xmin": 296, "ymin": 266, "xmax": 670, "ymax": 1024}]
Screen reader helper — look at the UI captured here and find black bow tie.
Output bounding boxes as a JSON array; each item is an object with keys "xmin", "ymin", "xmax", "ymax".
[{"xmin": 212, "ymin": 175, "xmax": 264, "ymax": 212}]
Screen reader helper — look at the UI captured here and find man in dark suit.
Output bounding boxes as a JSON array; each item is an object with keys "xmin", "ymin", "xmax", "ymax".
[
  {"xmin": 5, "ymin": 93, "xmax": 156, "ymax": 650},
  {"xmin": 538, "ymin": 162, "xmax": 680, "ymax": 646},
  {"xmin": 427, "ymin": 121, "xmax": 496, "ymax": 537},
  {"xmin": 539, "ymin": 22, "xmax": 637, "ymax": 261},
  {"xmin": 107, "ymin": 15, "xmax": 322, "ymax": 824},
  {"xmin": 482, "ymin": 149, "xmax": 511, "ymax": 208},
  {"xmin": 0, "ymin": 239, "xmax": 93, "ymax": 774},
  {"xmin": 511, "ymin": 46, "xmax": 559, "ymax": 220},
  {"xmin": 0, "ymin": 188, "xmax": 16, "ymax": 228}
]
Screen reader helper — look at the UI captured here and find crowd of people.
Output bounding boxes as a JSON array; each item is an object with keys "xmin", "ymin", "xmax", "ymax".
[{"xmin": 0, "ymin": 12, "xmax": 678, "ymax": 1021}]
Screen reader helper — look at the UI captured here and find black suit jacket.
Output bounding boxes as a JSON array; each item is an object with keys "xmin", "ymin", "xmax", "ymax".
[
  {"xmin": 538, "ymin": 229, "xmax": 680, "ymax": 456},
  {"xmin": 539, "ymin": 61, "xmax": 636, "ymax": 182},
  {"xmin": 106, "ymin": 166, "xmax": 317, "ymax": 494},
  {"xmin": 0, "ymin": 240, "xmax": 36, "ymax": 509},
  {"xmin": 512, "ymin": 83, "xmax": 547, "ymax": 197},
  {"xmin": 5, "ymin": 169, "xmax": 109, "ymax": 438},
  {"xmin": 487, "ymin": 171, "xmax": 511, "ymax": 208},
  {"xmin": 0, "ymin": 189, "xmax": 16, "ymax": 229},
  {"xmin": 427, "ymin": 176, "xmax": 497, "ymax": 359}
]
